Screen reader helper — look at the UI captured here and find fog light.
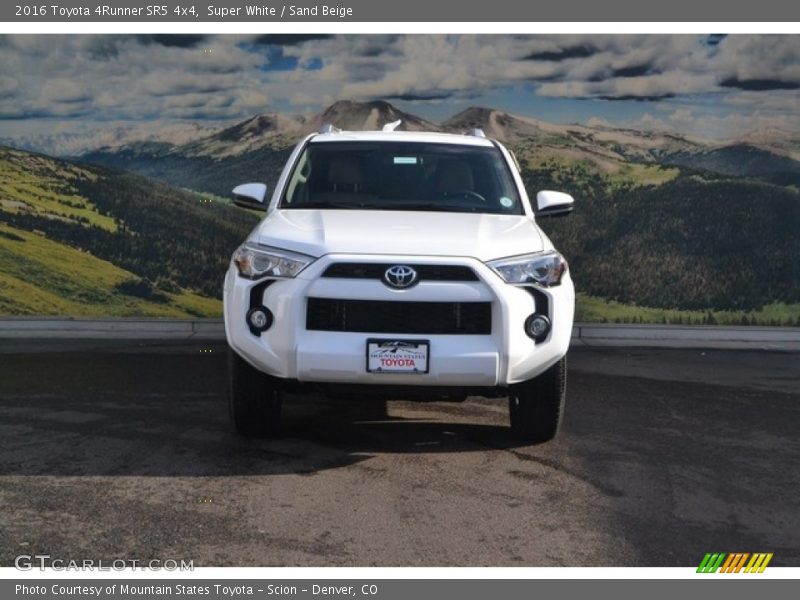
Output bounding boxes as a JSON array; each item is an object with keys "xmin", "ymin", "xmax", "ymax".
[
  {"xmin": 247, "ymin": 307, "xmax": 273, "ymax": 332},
  {"xmin": 525, "ymin": 314, "xmax": 551, "ymax": 340}
]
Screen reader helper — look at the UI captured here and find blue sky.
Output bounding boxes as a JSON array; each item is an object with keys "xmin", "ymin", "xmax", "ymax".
[{"xmin": 1, "ymin": 34, "xmax": 798, "ymax": 152}]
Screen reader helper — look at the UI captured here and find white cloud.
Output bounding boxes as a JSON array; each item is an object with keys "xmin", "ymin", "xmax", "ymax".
[
  {"xmin": 41, "ymin": 79, "xmax": 92, "ymax": 103},
  {"xmin": 0, "ymin": 34, "xmax": 798, "ymax": 145},
  {"xmin": 0, "ymin": 35, "xmax": 271, "ymax": 121},
  {"xmin": 586, "ymin": 116, "xmax": 613, "ymax": 128},
  {"xmin": 714, "ymin": 36, "xmax": 800, "ymax": 84},
  {"xmin": 0, "ymin": 76, "xmax": 18, "ymax": 97}
]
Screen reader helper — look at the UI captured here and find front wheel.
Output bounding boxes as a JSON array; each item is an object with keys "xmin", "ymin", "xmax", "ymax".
[
  {"xmin": 228, "ymin": 348, "xmax": 282, "ymax": 437},
  {"xmin": 508, "ymin": 356, "xmax": 567, "ymax": 443}
]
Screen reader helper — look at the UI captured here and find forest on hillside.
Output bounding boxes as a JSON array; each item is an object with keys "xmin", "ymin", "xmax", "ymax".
[
  {"xmin": 0, "ymin": 150, "xmax": 257, "ymax": 299},
  {"xmin": 2, "ymin": 144, "xmax": 798, "ymax": 323},
  {"xmin": 522, "ymin": 162, "xmax": 800, "ymax": 313}
]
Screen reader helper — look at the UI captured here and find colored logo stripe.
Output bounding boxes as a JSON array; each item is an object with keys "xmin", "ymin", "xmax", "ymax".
[
  {"xmin": 697, "ymin": 553, "xmax": 726, "ymax": 573},
  {"xmin": 744, "ymin": 553, "xmax": 773, "ymax": 573},
  {"xmin": 721, "ymin": 553, "xmax": 749, "ymax": 573},
  {"xmin": 697, "ymin": 552, "xmax": 773, "ymax": 573}
]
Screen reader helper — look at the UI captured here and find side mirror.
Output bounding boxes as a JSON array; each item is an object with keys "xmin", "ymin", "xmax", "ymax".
[
  {"xmin": 535, "ymin": 190, "xmax": 574, "ymax": 217},
  {"xmin": 232, "ymin": 183, "xmax": 268, "ymax": 211}
]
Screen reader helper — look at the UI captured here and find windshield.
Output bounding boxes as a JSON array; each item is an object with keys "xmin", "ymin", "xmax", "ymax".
[{"xmin": 279, "ymin": 141, "xmax": 523, "ymax": 214}]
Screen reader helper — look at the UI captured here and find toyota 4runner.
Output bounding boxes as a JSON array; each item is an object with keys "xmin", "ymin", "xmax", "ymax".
[{"xmin": 224, "ymin": 123, "xmax": 575, "ymax": 443}]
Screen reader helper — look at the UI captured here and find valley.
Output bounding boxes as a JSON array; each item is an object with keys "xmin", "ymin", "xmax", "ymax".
[{"xmin": 2, "ymin": 100, "xmax": 798, "ymax": 323}]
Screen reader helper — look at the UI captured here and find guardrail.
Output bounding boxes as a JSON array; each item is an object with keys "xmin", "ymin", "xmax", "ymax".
[{"xmin": 0, "ymin": 318, "xmax": 798, "ymax": 350}]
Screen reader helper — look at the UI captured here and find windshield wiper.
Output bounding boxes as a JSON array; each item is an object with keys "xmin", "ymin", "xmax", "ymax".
[
  {"xmin": 283, "ymin": 201, "xmax": 475, "ymax": 212},
  {"xmin": 283, "ymin": 201, "xmax": 360, "ymax": 209},
  {"xmin": 376, "ymin": 202, "xmax": 468, "ymax": 212}
]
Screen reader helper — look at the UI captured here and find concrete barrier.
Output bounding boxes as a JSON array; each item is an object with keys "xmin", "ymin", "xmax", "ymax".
[
  {"xmin": 570, "ymin": 324, "xmax": 800, "ymax": 350},
  {"xmin": 0, "ymin": 317, "xmax": 224, "ymax": 340},
  {"xmin": 0, "ymin": 318, "xmax": 798, "ymax": 350}
]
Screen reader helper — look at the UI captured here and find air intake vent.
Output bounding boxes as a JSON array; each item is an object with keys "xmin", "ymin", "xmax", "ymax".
[{"xmin": 306, "ymin": 298, "xmax": 491, "ymax": 335}]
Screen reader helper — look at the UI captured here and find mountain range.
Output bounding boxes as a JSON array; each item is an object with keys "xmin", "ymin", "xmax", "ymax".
[
  {"xmin": 1, "ymin": 99, "xmax": 798, "ymax": 321},
  {"xmin": 0, "ymin": 121, "xmax": 224, "ymax": 158},
  {"xmin": 76, "ymin": 100, "xmax": 800, "ymax": 198}
]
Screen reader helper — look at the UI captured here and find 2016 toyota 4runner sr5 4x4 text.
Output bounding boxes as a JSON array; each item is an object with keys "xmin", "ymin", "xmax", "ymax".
[{"xmin": 224, "ymin": 122, "xmax": 575, "ymax": 443}]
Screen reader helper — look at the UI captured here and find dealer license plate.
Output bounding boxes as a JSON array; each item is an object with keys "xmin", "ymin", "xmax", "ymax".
[{"xmin": 366, "ymin": 339, "xmax": 429, "ymax": 374}]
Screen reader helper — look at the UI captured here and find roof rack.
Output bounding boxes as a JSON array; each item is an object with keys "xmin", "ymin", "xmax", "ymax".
[
  {"xmin": 467, "ymin": 128, "xmax": 486, "ymax": 138},
  {"xmin": 318, "ymin": 123, "xmax": 341, "ymax": 134},
  {"xmin": 382, "ymin": 119, "xmax": 402, "ymax": 132}
]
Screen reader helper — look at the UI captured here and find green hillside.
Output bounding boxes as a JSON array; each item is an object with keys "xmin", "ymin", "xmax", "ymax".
[
  {"xmin": 0, "ymin": 223, "xmax": 218, "ymax": 317},
  {"xmin": 575, "ymin": 293, "xmax": 800, "ymax": 326},
  {"xmin": 3, "ymin": 106, "xmax": 799, "ymax": 324},
  {"xmin": 0, "ymin": 154, "xmax": 118, "ymax": 231},
  {"xmin": 522, "ymin": 163, "xmax": 800, "ymax": 313},
  {"xmin": 0, "ymin": 146, "xmax": 257, "ymax": 317},
  {"xmin": 82, "ymin": 138, "xmax": 294, "ymax": 198},
  {"xmin": 667, "ymin": 144, "xmax": 800, "ymax": 185}
]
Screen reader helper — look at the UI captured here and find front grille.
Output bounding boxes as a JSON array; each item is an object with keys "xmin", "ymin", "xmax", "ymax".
[
  {"xmin": 306, "ymin": 298, "xmax": 491, "ymax": 334},
  {"xmin": 321, "ymin": 263, "xmax": 478, "ymax": 282}
]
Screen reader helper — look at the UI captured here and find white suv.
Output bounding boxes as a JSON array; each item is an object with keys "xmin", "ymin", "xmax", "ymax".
[{"xmin": 224, "ymin": 124, "xmax": 575, "ymax": 443}]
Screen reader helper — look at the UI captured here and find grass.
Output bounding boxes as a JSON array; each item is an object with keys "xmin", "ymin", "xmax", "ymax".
[
  {"xmin": 186, "ymin": 189, "xmax": 233, "ymax": 207},
  {"xmin": 576, "ymin": 293, "xmax": 800, "ymax": 326},
  {"xmin": 0, "ymin": 149, "xmax": 118, "ymax": 232},
  {"xmin": 606, "ymin": 163, "xmax": 680, "ymax": 189},
  {"xmin": 1, "ymin": 227, "xmax": 795, "ymax": 324},
  {"xmin": 512, "ymin": 141, "xmax": 680, "ymax": 190},
  {"xmin": 0, "ymin": 223, "xmax": 221, "ymax": 318},
  {"xmin": 0, "ymin": 145, "xmax": 793, "ymax": 324}
]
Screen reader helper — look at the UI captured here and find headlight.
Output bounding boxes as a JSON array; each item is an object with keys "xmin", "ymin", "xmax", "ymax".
[
  {"xmin": 232, "ymin": 242, "xmax": 314, "ymax": 279},
  {"xmin": 487, "ymin": 251, "xmax": 568, "ymax": 286}
]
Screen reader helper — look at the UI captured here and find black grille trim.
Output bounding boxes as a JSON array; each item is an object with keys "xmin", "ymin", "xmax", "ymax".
[
  {"xmin": 523, "ymin": 286, "xmax": 551, "ymax": 344},
  {"xmin": 321, "ymin": 263, "xmax": 479, "ymax": 282},
  {"xmin": 249, "ymin": 279, "xmax": 275, "ymax": 311},
  {"xmin": 523, "ymin": 286, "xmax": 550, "ymax": 318},
  {"xmin": 306, "ymin": 298, "xmax": 491, "ymax": 335},
  {"xmin": 248, "ymin": 279, "xmax": 275, "ymax": 336}
]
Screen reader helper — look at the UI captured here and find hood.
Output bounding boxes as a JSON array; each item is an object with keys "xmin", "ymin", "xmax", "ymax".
[{"xmin": 253, "ymin": 210, "xmax": 545, "ymax": 261}]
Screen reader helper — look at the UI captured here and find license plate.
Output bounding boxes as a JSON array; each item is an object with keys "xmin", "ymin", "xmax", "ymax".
[{"xmin": 366, "ymin": 339, "xmax": 429, "ymax": 374}]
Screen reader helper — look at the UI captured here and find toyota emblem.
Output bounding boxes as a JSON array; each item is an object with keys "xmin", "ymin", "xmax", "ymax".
[{"xmin": 383, "ymin": 265, "xmax": 418, "ymax": 288}]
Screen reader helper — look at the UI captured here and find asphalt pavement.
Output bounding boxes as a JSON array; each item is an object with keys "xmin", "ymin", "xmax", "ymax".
[{"xmin": 0, "ymin": 342, "xmax": 797, "ymax": 567}]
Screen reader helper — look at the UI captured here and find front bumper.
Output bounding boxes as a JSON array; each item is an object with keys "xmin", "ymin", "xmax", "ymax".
[{"xmin": 224, "ymin": 253, "xmax": 574, "ymax": 387}]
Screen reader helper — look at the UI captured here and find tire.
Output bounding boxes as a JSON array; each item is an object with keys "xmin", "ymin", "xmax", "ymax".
[
  {"xmin": 228, "ymin": 348, "xmax": 282, "ymax": 437},
  {"xmin": 508, "ymin": 356, "xmax": 567, "ymax": 443}
]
